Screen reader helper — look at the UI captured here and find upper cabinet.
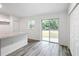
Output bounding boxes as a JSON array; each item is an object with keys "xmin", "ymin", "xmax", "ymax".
[{"xmin": 0, "ymin": 14, "xmax": 10, "ymax": 24}]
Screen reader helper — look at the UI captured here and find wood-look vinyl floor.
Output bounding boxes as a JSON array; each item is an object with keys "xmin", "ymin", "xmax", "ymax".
[{"xmin": 7, "ymin": 40, "xmax": 71, "ymax": 56}]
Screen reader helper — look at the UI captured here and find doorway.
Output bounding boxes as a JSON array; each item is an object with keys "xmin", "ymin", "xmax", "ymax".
[{"xmin": 42, "ymin": 18, "xmax": 59, "ymax": 43}]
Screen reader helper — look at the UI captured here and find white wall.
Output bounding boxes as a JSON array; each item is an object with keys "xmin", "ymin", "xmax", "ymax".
[
  {"xmin": 11, "ymin": 16, "xmax": 21, "ymax": 32},
  {"xmin": 0, "ymin": 14, "xmax": 20, "ymax": 33},
  {"xmin": 0, "ymin": 14, "xmax": 12, "ymax": 32},
  {"xmin": 69, "ymin": 4, "xmax": 79, "ymax": 56},
  {"xmin": 19, "ymin": 12, "xmax": 69, "ymax": 46}
]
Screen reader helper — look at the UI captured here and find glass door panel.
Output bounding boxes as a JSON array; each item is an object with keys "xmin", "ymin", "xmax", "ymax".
[
  {"xmin": 42, "ymin": 20, "xmax": 50, "ymax": 41},
  {"xmin": 50, "ymin": 30, "xmax": 58, "ymax": 42},
  {"xmin": 42, "ymin": 18, "xmax": 59, "ymax": 43},
  {"xmin": 50, "ymin": 19, "xmax": 59, "ymax": 42}
]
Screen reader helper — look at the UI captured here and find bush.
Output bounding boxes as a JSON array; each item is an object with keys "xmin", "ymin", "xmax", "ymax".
[{"xmin": 42, "ymin": 19, "xmax": 59, "ymax": 30}]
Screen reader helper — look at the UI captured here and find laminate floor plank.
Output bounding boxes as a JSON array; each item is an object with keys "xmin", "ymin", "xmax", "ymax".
[{"xmin": 7, "ymin": 40, "xmax": 71, "ymax": 56}]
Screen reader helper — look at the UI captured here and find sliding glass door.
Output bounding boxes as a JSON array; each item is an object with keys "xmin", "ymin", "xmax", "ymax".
[
  {"xmin": 42, "ymin": 20, "xmax": 50, "ymax": 41},
  {"xmin": 42, "ymin": 18, "xmax": 59, "ymax": 43},
  {"xmin": 50, "ymin": 19, "xmax": 59, "ymax": 42}
]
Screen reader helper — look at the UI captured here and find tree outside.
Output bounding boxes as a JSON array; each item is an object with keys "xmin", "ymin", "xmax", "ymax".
[
  {"xmin": 42, "ymin": 19, "xmax": 59, "ymax": 30},
  {"xmin": 42, "ymin": 18, "xmax": 59, "ymax": 42}
]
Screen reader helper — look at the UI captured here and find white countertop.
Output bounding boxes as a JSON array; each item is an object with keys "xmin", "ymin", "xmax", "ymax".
[{"xmin": 0, "ymin": 32, "xmax": 26, "ymax": 39}]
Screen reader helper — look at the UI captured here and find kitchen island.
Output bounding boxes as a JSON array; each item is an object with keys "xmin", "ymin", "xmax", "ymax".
[{"xmin": 0, "ymin": 32, "xmax": 28, "ymax": 56}]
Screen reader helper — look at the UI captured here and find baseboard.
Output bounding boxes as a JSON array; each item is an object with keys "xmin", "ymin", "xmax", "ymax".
[{"xmin": 28, "ymin": 38, "xmax": 40, "ymax": 43}]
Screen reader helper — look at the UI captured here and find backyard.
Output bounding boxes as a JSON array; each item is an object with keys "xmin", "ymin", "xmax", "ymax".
[
  {"xmin": 42, "ymin": 30, "xmax": 58, "ymax": 42},
  {"xmin": 42, "ymin": 18, "xmax": 59, "ymax": 42}
]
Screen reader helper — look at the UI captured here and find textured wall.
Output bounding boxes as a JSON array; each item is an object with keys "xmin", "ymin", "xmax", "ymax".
[{"xmin": 70, "ymin": 4, "xmax": 79, "ymax": 56}]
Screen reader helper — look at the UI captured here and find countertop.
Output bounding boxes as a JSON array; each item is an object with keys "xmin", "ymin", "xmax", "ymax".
[{"xmin": 0, "ymin": 32, "xmax": 26, "ymax": 39}]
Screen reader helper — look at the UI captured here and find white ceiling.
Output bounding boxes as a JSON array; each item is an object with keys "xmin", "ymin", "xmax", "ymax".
[{"xmin": 0, "ymin": 3, "xmax": 69, "ymax": 17}]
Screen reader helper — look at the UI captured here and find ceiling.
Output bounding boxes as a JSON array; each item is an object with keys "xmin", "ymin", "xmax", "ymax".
[{"xmin": 0, "ymin": 3, "xmax": 69, "ymax": 17}]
